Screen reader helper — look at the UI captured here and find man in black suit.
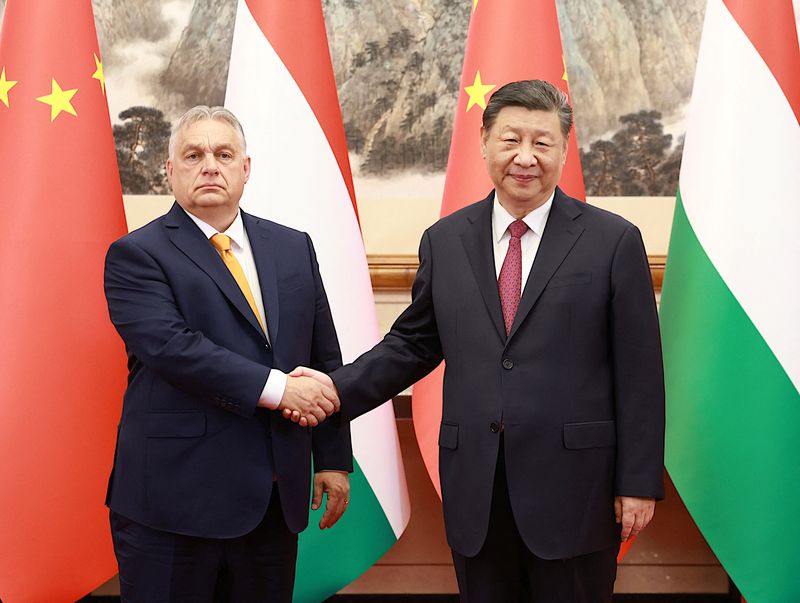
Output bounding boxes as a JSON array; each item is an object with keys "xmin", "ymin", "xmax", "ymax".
[
  {"xmin": 104, "ymin": 106, "xmax": 350, "ymax": 602},
  {"xmin": 292, "ymin": 80, "xmax": 665, "ymax": 601}
]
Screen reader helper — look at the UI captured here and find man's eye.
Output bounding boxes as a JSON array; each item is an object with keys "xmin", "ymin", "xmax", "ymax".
[
  {"xmin": 186, "ymin": 153, "xmax": 199, "ymax": 160},
  {"xmin": 504, "ymin": 138, "xmax": 518, "ymax": 144},
  {"xmin": 219, "ymin": 153, "xmax": 232, "ymax": 160}
]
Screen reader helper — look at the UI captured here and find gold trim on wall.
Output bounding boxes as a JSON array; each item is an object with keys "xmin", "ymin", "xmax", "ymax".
[{"xmin": 369, "ymin": 254, "xmax": 667, "ymax": 293}]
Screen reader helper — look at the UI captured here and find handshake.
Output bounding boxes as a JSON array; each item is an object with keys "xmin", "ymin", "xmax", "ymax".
[{"xmin": 276, "ymin": 367, "xmax": 339, "ymax": 427}]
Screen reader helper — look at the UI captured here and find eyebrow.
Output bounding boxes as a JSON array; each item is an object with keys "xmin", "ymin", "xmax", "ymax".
[
  {"xmin": 502, "ymin": 124, "xmax": 557, "ymax": 136},
  {"xmin": 180, "ymin": 142, "xmax": 238, "ymax": 154}
]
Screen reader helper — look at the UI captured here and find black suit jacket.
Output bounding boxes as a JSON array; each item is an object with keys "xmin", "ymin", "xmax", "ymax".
[
  {"xmin": 104, "ymin": 202, "xmax": 352, "ymax": 539},
  {"xmin": 333, "ymin": 188, "xmax": 664, "ymax": 559}
]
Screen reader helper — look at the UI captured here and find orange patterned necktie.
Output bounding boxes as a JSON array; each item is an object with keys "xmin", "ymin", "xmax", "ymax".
[{"xmin": 210, "ymin": 233, "xmax": 265, "ymax": 333}]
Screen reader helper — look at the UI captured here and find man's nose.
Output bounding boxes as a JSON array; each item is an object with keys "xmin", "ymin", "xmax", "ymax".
[
  {"xmin": 514, "ymin": 144, "xmax": 537, "ymax": 167},
  {"xmin": 201, "ymin": 154, "xmax": 220, "ymax": 174}
]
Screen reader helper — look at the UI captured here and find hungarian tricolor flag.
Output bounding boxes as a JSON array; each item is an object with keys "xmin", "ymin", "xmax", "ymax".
[
  {"xmin": 0, "ymin": 1, "xmax": 128, "ymax": 601},
  {"xmin": 661, "ymin": 0, "xmax": 800, "ymax": 600},
  {"xmin": 411, "ymin": 0, "xmax": 585, "ymax": 496},
  {"xmin": 224, "ymin": 1, "xmax": 411, "ymax": 601}
]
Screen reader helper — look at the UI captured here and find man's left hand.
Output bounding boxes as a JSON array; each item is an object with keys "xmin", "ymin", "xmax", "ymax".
[
  {"xmin": 615, "ymin": 496, "xmax": 656, "ymax": 541},
  {"xmin": 312, "ymin": 470, "xmax": 350, "ymax": 529}
]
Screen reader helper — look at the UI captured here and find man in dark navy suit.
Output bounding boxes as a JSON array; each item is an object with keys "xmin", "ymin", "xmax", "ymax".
[
  {"xmin": 294, "ymin": 80, "xmax": 665, "ymax": 602},
  {"xmin": 104, "ymin": 106, "xmax": 351, "ymax": 602}
]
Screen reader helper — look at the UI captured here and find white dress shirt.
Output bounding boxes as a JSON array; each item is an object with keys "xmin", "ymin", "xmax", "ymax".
[
  {"xmin": 492, "ymin": 191, "xmax": 554, "ymax": 283},
  {"xmin": 183, "ymin": 208, "xmax": 286, "ymax": 409}
]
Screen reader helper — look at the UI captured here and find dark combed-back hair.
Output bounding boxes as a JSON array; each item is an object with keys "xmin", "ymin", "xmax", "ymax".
[{"xmin": 482, "ymin": 80, "xmax": 573, "ymax": 140}]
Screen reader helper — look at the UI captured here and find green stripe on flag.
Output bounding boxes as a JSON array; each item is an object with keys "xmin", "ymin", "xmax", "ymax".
[
  {"xmin": 294, "ymin": 457, "xmax": 396, "ymax": 602},
  {"xmin": 661, "ymin": 189, "xmax": 800, "ymax": 602}
]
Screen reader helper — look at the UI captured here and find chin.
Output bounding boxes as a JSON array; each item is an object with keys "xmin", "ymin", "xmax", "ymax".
[{"xmin": 194, "ymin": 197, "xmax": 228, "ymax": 207}]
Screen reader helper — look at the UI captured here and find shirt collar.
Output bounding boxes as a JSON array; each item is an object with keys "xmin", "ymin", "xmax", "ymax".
[
  {"xmin": 492, "ymin": 190, "xmax": 555, "ymax": 244},
  {"xmin": 182, "ymin": 207, "xmax": 246, "ymax": 250}
]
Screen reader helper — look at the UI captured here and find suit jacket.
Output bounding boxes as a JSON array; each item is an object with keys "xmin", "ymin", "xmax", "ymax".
[
  {"xmin": 332, "ymin": 188, "xmax": 664, "ymax": 559},
  {"xmin": 104, "ymin": 202, "xmax": 352, "ymax": 539}
]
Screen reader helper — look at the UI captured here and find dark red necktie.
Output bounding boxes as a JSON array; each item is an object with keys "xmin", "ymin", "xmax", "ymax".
[{"xmin": 498, "ymin": 219, "xmax": 529, "ymax": 336}]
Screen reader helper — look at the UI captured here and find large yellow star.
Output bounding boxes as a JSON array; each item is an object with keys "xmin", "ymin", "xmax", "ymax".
[
  {"xmin": 0, "ymin": 67, "xmax": 18, "ymax": 108},
  {"xmin": 473, "ymin": 0, "xmax": 479, "ymax": 12},
  {"xmin": 464, "ymin": 70, "xmax": 495, "ymax": 112},
  {"xmin": 92, "ymin": 53, "xmax": 106, "ymax": 96},
  {"xmin": 36, "ymin": 78, "xmax": 78, "ymax": 121}
]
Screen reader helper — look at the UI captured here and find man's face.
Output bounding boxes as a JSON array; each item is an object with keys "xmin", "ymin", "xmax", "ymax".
[
  {"xmin": 166, "ymin": 118, "xmax": 250, "ymax": 218},
  {"xmin": 480, "ymin": 106, "xmax": 567, "ymax": 210}
]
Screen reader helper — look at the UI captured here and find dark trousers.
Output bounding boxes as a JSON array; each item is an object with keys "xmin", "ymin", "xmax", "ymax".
[
  {"xmin": 110, "ymin": 488, "xmax": 297, "ymax": 603},
  {"xmin": 451, "ymin": 443, "xmax": 618, "ymax": 603}
]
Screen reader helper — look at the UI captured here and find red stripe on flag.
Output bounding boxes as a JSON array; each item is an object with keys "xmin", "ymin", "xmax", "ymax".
[
  {"xmin": 0, "ymin": 0, "xmax": 128, "ymax": 600},
  {"xmin": 242, "ymin": 0, "xmax": 359, "ymax": 219},
  {"xmin": 722, "ymin": 0, "xmax": 800, "ymax": 124}
]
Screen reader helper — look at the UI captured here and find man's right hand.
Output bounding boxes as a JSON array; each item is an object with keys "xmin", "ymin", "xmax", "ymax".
[
  {"xmin": 274, "ymin": 374, "xmax": 339, "ymax": 427},
  {"xmin": 279, "ymin": 367, "xmax": 340, "ymax": 426}
]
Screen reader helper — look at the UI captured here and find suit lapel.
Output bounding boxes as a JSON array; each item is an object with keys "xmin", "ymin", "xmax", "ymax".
[
  {"xmin": 243, "ymin": 212, "xmax": 280, "ymax": 346},
  {"xmin": 460, "ymin": 194, "xmax": 506, "ymax": 342},
  {"xmin": 164, "ymin": 203, "xmax": 266, "ymax": 340},
  {"xmin": 507, "ymin": 188, "xmax": 584, "ymax": 341}
]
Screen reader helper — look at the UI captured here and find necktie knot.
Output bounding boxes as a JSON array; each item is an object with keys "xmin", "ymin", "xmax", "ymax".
[
  {"xmin": 210, "ymin": 233, "xmax": 232, "ymax": 253},
  {"xmin": 508, "ymin": 219, "xmax": 528, "ymax": 240}
]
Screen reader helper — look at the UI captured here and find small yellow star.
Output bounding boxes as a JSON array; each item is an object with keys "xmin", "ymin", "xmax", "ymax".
[
  {"xmin": 92, "ymin": 53, "xmax": 105, "ymax": 96},
  {"xmin": 562, "ymin": 56, "xmax": 568, "ymax": 82},
  {"xmin": 464, "ymin": 70, "xmax": 495, "ymax": 112},
  {"xmin": 36, "ymin": 78, "xmax": 78, "ymax": 121},
  {"xmin": 0, "ymin": 67, "xmax": 18, "ymax": 108},
  {"xmin": 473, "ymin": 0, "xmax": 479, "ymax": 12}
]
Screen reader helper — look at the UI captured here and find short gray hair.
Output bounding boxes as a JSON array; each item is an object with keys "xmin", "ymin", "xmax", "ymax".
[
  {"xmin": 168, "ymin": 105, "xmax": 247, "ymax": 158},
  {"xmin": 482, "ymin": 80, "xmax": 573, "ymax": 141}
]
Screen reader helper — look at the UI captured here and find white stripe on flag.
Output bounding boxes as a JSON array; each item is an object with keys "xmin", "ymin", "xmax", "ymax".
[
  {"xmin": 680, "ymin": 0, "xmax": 800, "ymax": 389},
  {"xmin": 225, "ymin": 0, "xmax": 410, "ymax": 537}
]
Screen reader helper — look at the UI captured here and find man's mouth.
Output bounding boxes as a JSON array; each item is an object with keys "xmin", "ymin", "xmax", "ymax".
[{"xmin": 510, "ymin": 174, "xmax": 537, "ymax": 183}]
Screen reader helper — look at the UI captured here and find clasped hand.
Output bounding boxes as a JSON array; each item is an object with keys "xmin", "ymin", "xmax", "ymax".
[{"xmin": 276, "ymin": 367, "xmax": 339, "ymax": 427}]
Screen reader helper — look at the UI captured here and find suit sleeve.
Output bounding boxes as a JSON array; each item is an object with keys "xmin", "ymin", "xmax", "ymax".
[
  {"xmin": 332, "ymin": 229, "xmax": 444, "ymax": 421},
  {"xmin": 104, "ymin": 236, "xmax": 269, "ymax": 418},
  {"xmin": 303, "ymin": 234, "xmax": 353, "ymax": 473},
  {"xmin": 610, "ymin": 224, "xmax": 666, "ymax": 499}
]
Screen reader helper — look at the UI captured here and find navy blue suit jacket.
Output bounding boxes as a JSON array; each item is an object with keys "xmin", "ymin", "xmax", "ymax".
[
  {"xmin": 104, "ymin": 202, "xmax": 351, "ymax": 539},
  {"xmin": 333, "ymin": 188, "xmax": 665, "ymax": 559}
]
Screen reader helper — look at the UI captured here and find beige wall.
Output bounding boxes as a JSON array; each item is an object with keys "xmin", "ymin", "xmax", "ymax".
[
  {"xmin": 123, "ymin": 195, "xmax": 675, "ymax": 257},
  {"xmin": 125, "ymin": 194, "xmax": 673, "ymax": 343}
]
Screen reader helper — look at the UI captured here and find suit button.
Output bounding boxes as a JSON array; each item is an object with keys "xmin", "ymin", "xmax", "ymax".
[
  {"xmin": 490, "ymin": 422, "xmax": 500, "ymax": 433},
  {"xmin": 502, "ymin": 358, "xmax": 513, "ymax": 370}
]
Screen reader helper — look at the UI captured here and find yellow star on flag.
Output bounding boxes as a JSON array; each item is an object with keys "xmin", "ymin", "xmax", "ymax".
[
  {"xmin": 92, "ymin": 53, "xmax": 106, "ymax": 96},
  {"xmin": 464, "ymin": 70, "xmax": 495, "ymax": 112},
  {"xmin": 36, "ymin": 78, "xmax": 78, "ymax": 121},
  {"xmin": 0, "ymin": 68, "xmax": 18, "ymax": 108},
  {"xmin": 473, "ymin": 0, "xmax": 479, "ymax": 12},
  {"xmin": 562, "ymin": 56, "xmax": 568, "ymax": 82}
]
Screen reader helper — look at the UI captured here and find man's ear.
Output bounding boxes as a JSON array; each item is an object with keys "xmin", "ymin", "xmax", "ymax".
[
  {"xmin": 165, "ymin": 158, "xmax": 174, "ymax": 179},
  {"xmin": 480, "ymin": 127, "xmax": 488, "ymax": 158},
  {"xmin": 243, "ymin": 156, "xmax": 251, "ymax": 183}
]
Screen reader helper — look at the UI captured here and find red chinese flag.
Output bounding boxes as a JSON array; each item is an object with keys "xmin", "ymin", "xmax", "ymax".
[
  {"xmin": 0, "ymin": 1, "xmax": 128, "ymax": 600},
  {"xmin": 409, "ymin": 0, "xmax": 639, "ymax": 560},
  {"xmin": 412, "ymin": 0, "xmax": 584, "ymax": 496}
]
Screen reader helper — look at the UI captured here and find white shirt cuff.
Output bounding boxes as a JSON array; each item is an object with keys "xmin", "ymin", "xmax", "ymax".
[{"xmin": 260, "ymin": 369, "xmax": 288, "ymax": 410}]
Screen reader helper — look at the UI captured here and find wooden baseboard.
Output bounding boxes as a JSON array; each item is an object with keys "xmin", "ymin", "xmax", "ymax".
[{"xmin": 369, "ymin": 254, "xmax": 667, "ymax": 293}]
